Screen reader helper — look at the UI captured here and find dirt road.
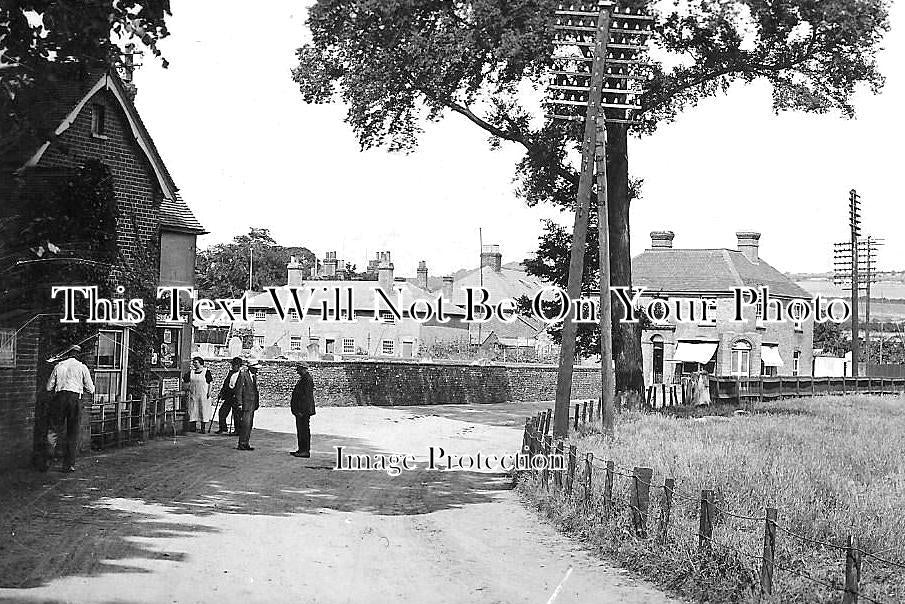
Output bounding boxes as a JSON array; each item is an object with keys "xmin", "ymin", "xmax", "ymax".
[{"xmin": 0, "ymin": 403, "xmax": 679, "ymax": 604}]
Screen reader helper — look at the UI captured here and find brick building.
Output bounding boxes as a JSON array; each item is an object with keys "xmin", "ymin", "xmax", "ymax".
[
  {"xmin": 0, "ymin": 68, "xmax": 205, "ymax": 467},
  {"xmin": 633, "ymin": 231, "xmax": 815, "ymax": 385}
]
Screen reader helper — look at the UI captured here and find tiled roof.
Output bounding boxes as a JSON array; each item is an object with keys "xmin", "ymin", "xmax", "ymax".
[
  {"xmin": 451, "ymin": 265, "xmax": 545, "ymax": 306},
  {"xmin": 632, "ymin": 248, "xmax": 810, "ymax": 298},
  {"xmin": 160, "ymin": 193, "xmax": 205, "ymax": 234}
]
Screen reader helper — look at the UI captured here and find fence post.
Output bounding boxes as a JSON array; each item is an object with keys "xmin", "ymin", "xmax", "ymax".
[
  {"xmin": 573, "ymin": 404, "xmax": 579, "ymax": 432},
  {"xmin": 842, "ymin": 376, "xmax": 847, "ymax": 396},
  {"xmin": 544, "ymin": 408, "xmax": 553, "ymax": 435},
  {"xmin": 116, "ymin": 401, "xmax": 123, "ymax": 448},
  {"xmin": 659, "ymin": 477, "xmax": 675, "ymax": 545},
  {"xmin": 603, "ymin": 461, "xmax": 615, "ymax": 522},
  {"xmin": 811, "ymin": 376, "xmax": 816, "ymax": 398},
  {"xmin": 581, "ymin": 400, "xmax": 588, "ymax": 424},
  {"xmin": 554, "ymin": 441, "xmax": 564, "ymax": 489},
  {"xmin": 761, "ymin": 507, "xmax": 777, "ymax": 596},
  {"xmin": 631, "ymin": 467, "xmax": 653, "ymax": 537},
  {"xmin": 584, "ymin": 453, "xmax": 593, "ymax": 507},
  {"xmin": 699, "ymin": 489, "xmax": 713, "ymax": 553},
  {"xmin": 759, "ymin": 377, "xmax": 764, "ymax": 404},
  {"xmin": 566, "ymin": 445, "xmax": 577, "ymax": 496},
  {"xmin": 843, "ymin": 535, "xmax": 861, "ymax": 604},
  {"xmin": 140, "ymin": 394, "xmax": 148, "ymax": 441}
]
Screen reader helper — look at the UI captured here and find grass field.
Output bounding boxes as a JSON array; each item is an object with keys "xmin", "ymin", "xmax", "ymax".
[{"xmin": 519, "ymin": 395, "xmax": 905, "ymax": 603}]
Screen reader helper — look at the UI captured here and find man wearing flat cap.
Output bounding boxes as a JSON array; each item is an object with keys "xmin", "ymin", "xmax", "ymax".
[
  {"xmin": 233, "ymin": 358, "xmax": 260, "ymax": 450},
  {"xmin": 45, "ymin": 344, "xmax": 94, "ymax": 472},
  {"xmin": 289, "ymin": 363, "xmax": 315, "ymax": 458}
]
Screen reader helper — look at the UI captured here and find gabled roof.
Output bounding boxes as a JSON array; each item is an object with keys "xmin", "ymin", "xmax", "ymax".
[
  {"xmin": 451, "ymin": 264, "xmax": 545, "ymax": 307},
  {"xmin": 7, "ymin": 67, "xmax": 205, "ymax": 235},
  {"xmin": 632, "ymin": 248, "xmax": 810, "ymax": 299}
]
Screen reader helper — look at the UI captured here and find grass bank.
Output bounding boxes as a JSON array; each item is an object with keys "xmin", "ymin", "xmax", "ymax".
[{"xmin": 518, "ymin": 395, "xmax": 905, "ymax": 603}]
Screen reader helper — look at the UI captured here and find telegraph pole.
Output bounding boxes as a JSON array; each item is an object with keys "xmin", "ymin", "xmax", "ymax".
[{"xmin": 547, "ymin": 2, "xmax": 652, "ymax": 437}]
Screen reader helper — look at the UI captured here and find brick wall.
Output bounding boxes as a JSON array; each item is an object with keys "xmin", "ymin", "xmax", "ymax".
[
  {"xmin": 0, "ymin": 325, "xmax": 39, "ymax": 470},
  {"xmin": 204, "ymin": 359, "xmax": 602, "ymax": 408}
]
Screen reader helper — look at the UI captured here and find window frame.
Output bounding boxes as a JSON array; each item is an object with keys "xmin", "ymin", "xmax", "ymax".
[
  {"xmin": 91, "ymin": 103, "xmax": 106, "ymax": 137},
  {"xmin": 342, "ymin": 338, "xmax": 355, "ymax": 354},
  {"xmin": 730, "ymin": 340, "xmax": 752, "ymax": 377},
  {"xmin": 0, "ymin": 328, "xmax": 15, "ymax": 368},
  {"xmin": 381, "ymin": 339, "xmax": 395, "ymax": 355}
]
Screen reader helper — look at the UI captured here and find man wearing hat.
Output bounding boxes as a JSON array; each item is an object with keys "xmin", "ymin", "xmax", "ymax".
[
  {"xmin": 45, "ymin": 344, "xmax": 94, "ymax": 472},
  {"xmin": 233, "ymin": 358, "xmax": 260, "ymax": 450},
  {"xmin": 214, "ymin": 356, "xmax": 243, "ymax": 434},
  {"xmin": 289, "ymin": 363, "xmax": 315, "ymax": 458}
]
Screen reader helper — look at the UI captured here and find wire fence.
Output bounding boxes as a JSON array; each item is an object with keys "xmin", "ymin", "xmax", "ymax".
[{"xmin": 519, "ymin": 402, "xmax": 905, "ymax": 604}]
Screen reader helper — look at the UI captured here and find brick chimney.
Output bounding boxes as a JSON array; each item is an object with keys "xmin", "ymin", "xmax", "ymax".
[
  {"xmin": 287, "ymin": 255, "xmax": 304, "ymax": 286},
  {"xmin": 441, "ymin": 275, "xmax": 454, "ymax": 300},
  {"xmin": 736, "ymin": 231, "xmax": 761, "ymax": 262},
  {"xmin": 650, "ymin": 231, "xmax": 675, "ymax": 249},
  {"xmin": 481, "ymin": 244, "xmax": 502, "ymax": 272},
  {"xmin": 416, "ymin": 260, "xmax": 429, "ymax": 290},
  {"xmin": 323, "ymin": 251, "xmax": 338, "ymax": 277},
  {"xmin": 377, "ymin": 260, "xmax": 395, "ymax": 293}
]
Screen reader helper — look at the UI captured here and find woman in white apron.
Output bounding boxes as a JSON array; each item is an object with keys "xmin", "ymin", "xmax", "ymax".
[{"xmin": 184, "ymin": 356, "xmax": 212, "ymax": 432}]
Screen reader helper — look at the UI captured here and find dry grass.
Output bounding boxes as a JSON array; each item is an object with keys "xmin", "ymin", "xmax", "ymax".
[{"xmin": 518, "ymin": 394, "xmax": 905, "ymax": 603}]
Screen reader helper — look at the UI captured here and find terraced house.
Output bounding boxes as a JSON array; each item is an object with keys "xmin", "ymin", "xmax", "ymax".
[{"xmin": 633, "ymin": 231, "xmax": 815, "ymax": 386}]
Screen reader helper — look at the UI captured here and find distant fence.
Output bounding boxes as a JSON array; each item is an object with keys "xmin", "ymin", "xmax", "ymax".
[
  {"xmin": 89, "ymin": 393, "xmax": 185, "ymax": 450},
  {"xmin": 520, "ymin": 408, "xmax": 904, "ymax": 603}
]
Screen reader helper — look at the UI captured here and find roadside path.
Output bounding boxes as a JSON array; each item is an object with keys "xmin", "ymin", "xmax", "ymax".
[{"xmin": 0, "ymin": 403, "xmax": 679, "ymax": 604}]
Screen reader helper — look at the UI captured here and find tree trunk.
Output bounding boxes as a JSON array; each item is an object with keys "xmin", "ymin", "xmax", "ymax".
[{"xmin": 606, "ymin": 123, "xmax": 645, "ymax": 407}]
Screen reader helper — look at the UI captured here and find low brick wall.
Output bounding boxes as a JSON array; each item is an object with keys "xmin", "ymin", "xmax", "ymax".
[
  {"xmin": 0, "ymin": 324, "xmax": 39, "ymax": 470},
  {"xmin": 204, "ymin": 359, "xmax": 602, "ymax": 407}
]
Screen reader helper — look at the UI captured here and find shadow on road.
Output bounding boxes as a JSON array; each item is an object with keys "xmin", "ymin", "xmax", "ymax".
[{"xmin": 0, "ymin": 427, "xmax": 512, "ymax": 590}]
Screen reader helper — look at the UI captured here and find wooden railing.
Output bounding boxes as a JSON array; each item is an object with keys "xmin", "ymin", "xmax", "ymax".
[
  {"xmin": 709, "ymin": 376, "xmax": 905, "ymax": 405},
  {"xmin": 89, "ymin": 393, "xmax": 185, "ymax": 450}
]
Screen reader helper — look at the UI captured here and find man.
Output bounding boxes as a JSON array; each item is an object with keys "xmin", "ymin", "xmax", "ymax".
[
  {"xmin": 234, "ymin": 358, "xmax": 260, "ymax": 450},
  {"xmin": 214, "ymin": 356, "xmax": 243, "ymax": 434},
  {"xmin": 289, "ymin": 363, "xmax": 315, "ymax": 458},
  {"xmin": 45, "ymin": 344, "xmax": 95, "ymax": 472}
]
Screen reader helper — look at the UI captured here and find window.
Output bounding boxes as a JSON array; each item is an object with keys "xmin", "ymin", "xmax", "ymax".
[
  {"xmin": 792, "ymin": 350, "xmax": 801, "ymax": 376},
  {"xmin": 325, "ymin": 339, "xmax": 335, "ymax": 354},
  {"xmin": 698, "ymin": 299, "xmax": 718, "ymax": 326},
  {"xmin": 288, "ymin": 309, "xmax": 299, "ymax": 322},
  {"xmin": 381, "ymin": 339, "xmax": 395, "ymax": 355},
  {"xmin": 0, "ymin": 328, "xmax": 15, "ymax": 368},
  {"xmin": 95, "ymin": 330, "xmax": 126, "ymax": 403},
  {"xmin": 309, "ymin": 336, "xmax": 320, "ymax": 352},
  {"xmin": 290, "ymin": 336, "xmax": 302, "ymax": 351},
  {"xmin": 253, "ymin": 310, "xmax": 266, "ymax": 321},
  {"xmin": 253, "ymin": 335, "xmax": 265, "ymax": 348},
  {"xmin": 379, "ymin": 310, "xmax": 397, "ymax": 324},
  {"xmin": 730, "ymin": 340, "xmax": 751, "ymax": 377},
  {"xmin": 342, "ymin": 338, "xmax": 355, "ymax": 354},
  {"xmin": 91, "ymin": 103, "xmax": 106, "ymax": 136},
  {"xmin": 755, "ymin": 301, "xmax": 765, "ymax": 328}
]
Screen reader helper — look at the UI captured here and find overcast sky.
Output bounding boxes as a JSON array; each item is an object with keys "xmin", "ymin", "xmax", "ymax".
[{"xmin": 133, "ymin": 1, "xmax": 904, "ymax": 278}]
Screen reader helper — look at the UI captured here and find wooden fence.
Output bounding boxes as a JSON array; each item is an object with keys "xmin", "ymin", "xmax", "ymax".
[
  {"xmin": 89, "ymin": 393, "xmax": 186, "ymax": 450},
  {"xmin": 521, "ymin": 408, "xmax": 904, "ymax": 603}
]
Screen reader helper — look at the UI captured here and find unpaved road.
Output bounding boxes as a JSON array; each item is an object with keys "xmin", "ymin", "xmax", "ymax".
[{"xmin": 0, "ymin": 403, "xmax": 679, "ymax": 604}]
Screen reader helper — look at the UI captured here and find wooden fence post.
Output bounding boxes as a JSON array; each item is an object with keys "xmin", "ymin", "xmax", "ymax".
[
  {"xmin": 554, "ymin": 440, "xmax": 564, "ymax": 489},
  {"xmin": 566, "ymin": 445, "xmax": 577, "ymax": 496},
  {"xmin": 842, "ymin": 376, "xmax": 847, "ymax": 396},
  {"xmin": 843, "ymin": 535, "xmax": 861, "ymax": 604},
  {"xmin": 631, "ymin": 467, "xmax": 653, "ymax": 537},
  {"xmin": 545, "ymin": 408, "xmax": 553, "ymax": 435},
  {"xmin": 699, "ymin": 489, "xmax": 713, "ymax": 553},
  {"xmin": 582, "ymin": 401, "xmax": 588, "ymax": 424},
  {"xmin": 140, "ymin": 394, "xmax": 148, "ymax": 441},
  {"xmin": 584, "ymin": 453, "xmax": 593, "ymax": 506},
  {"xmin": 659, "ymin": 477, "xmax": 675, "ymax": 545},
  {"xmin": 603, "ymin": 461, "xmax": 614, "ymax": 522},
  {"xmin": 761, "ymin": 507, "xmax": 777, "ymax": 596},
  {"xmin": 116, "ymin": 401, "xmax": 123, "ymax": 448},
  {"xmin": 573, "ymin": 404, "xmax": 579, "ymax": 431},
  {"xmin": 811, "ymin": 376, "xmax": 816, "ymax": 398}
]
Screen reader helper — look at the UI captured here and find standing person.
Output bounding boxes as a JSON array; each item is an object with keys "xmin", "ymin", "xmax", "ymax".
[
  {"xmin": 214, "ymin": 356, "xmax": 243, "ymax": 434},
  {"xmin": 45, "ymin": 345, "xmax": 94, "ymax": 472},
  {"xmin": 183, "ymin": 356, "xmax": 213, "ymax": 433},
  {"xmin": 234, "ymin": 358, "xmax": 260, "ymax": 451},
  {"xmin": 290, "ymin": 363, "xmax": 315, "ymax": 458}
]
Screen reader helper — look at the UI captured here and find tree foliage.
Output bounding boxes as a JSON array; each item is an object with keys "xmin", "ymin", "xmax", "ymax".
[
  {"xmin": 195, "ymin": 228, "xmax": 316, "ymax": 299},
  {"xmin": 292, "ymin": 0, "xmax": 888, "ymax": 392}
]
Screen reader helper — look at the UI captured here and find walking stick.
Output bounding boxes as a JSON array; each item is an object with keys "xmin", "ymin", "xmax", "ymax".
[{"xmin": 208, "ymin": 397, "xmax": 221, "ymax": 434}]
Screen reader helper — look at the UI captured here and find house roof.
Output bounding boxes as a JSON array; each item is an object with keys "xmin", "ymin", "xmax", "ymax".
[
  {"xmin": 632, "ymin": 248, "xmax": 810, "ymax": 298},
  {"xmin": 5, "ymin": 67, "xmax": 205, "ymax": 235},
  {"xmin": 246, "ymin": 281, "xmax": 467, "ymax": 317},
  {"xmin": 451, "ymin": 264, "xmax": 545, "ymax": 307}
]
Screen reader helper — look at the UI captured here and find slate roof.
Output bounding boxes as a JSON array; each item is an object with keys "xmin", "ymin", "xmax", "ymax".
[
  {"xmin": 451, "ymin": 265, "xmax": 545, "ymax": 307},
  {"xmin": 632, "ymin": 248, "xmax": 810, "ymax": 298}
]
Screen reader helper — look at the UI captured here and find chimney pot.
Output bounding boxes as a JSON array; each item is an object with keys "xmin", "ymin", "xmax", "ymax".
[
  {"xmin": 650, "ymin": 231, "xmax": 675, "ymax": 249},
  {"xmin": 377, "ymin": 261, "xmax": 395, "ymax": 292},
  {"xmin": 441, "ymin": 275, "xmax": 454, "ymax": 300},
  {"xmin": 736, "ymin": 231, "xmax": 761, "ymax": 262},
  {"xmin": 416, "ymin": 260, "xmax": 429, "ymax": 290},
  {"xmin": 287, "ymin": 256, "xmax": 303, "ymax": 286},
  {"xmin": 480, "ymin": 244, "xmax": 503, "ymax": 272}
]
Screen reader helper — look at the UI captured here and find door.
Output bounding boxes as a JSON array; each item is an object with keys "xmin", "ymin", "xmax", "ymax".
[{"xmin": 652, "ymin": 337, "xmax": 664, "ymax": 384}]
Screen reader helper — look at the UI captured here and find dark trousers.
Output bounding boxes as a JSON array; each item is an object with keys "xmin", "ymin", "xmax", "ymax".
[
  {"xmin": 54, "ymin": 391, "xmax": 81, "ymax": 467},
  {"xmin": 237, "ymin": 409, "xmax": 255, "ymax": 447},
  {"xmin": 217, "ymin": 399, "xmax": 235, "ymax": 431},
  {"xmin": 295, "ymin": 414, "xmax": 311, "ymax": 453}
]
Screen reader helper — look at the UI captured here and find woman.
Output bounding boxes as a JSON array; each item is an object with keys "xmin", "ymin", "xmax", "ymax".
[{"xmin": 184, "ymin": 356, "xmax": 213, "ymax": 433}]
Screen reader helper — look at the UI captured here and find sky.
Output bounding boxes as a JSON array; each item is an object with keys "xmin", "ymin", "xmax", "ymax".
[{"xmin": 133, "ymin": 1, "xmax": 904, "ymax": 279}]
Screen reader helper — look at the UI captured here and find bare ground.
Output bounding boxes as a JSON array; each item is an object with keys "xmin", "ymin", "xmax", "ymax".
[{"xmin": 0, "ymin": 402, "xmax": 680, "ymax": 604}]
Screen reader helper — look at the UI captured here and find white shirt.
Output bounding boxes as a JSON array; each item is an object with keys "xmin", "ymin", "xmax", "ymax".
[{"xmin": 46, "ymin": 357, "xmax": 96, "ymax": 395}]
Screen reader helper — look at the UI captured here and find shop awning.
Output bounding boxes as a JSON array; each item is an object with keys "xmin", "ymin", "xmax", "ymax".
[
  {"xmin": 671, "ymin": 342, "xmax": 718, "ymax": 364},
  {"xmin": 761, "ymin": 345, "xmax": 784, "ymax": 367}
]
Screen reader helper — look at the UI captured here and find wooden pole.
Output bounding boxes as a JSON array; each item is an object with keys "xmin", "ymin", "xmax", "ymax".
[
  {"xmin": 603, "ymin": 460, "xmax": 614, "ymax": 522},
  {"xmin": 140, "ymin": 394, "xmax": 148, "ymax": 441},
  {"xmin": 843, "ymin": 535, "xmax": 861, "ymax": 604},
  {"xmin": 699, "ymin": 489, "xmax": 713, "ymax": 553},
  {"xmin": 116, "ymin": 401, "xmax": 123, "ymax": 448},
  {"xmin": 851, "ymin": 191, "xmax": 860, "ymax": 378},
  {"xmin": 659, "ymin": 478, "xmax": 675, "ymax": 545},
  {"xmin": 552, "ymin": 5, "xmax": 612, "ymax": 439},
  {"xmin": 554, "ymin": 440, "xmax": 565, "ymax": 489},
  {"xmin": 584, "ymin": 453, "xmax": 594, "ymax": 507},
  {"xmin": 761, "ymin": 507, "xmax": 777, "ymax": 596},
  {"xmin": 573, "ymin": 404, "xmax": 579, "ymax": 431},
  {"xmin": 631, "ymin": 467, "xmax": 653, "ymax": 537},
  {"xmin": 566, "ymin": 444, "xmax": 577, "ymax": 496}
]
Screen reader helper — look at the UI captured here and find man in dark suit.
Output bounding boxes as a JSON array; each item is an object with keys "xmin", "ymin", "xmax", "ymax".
[
  {"xmin": 290, "ymin": 363, "xmax": 315, "ymax": 458},
  {"xmin": 214, "ymin": 356, "xmax": 243, "ymax": 434},
  {"xmin": 234, "ymin": 358, "xmax": 260, "ymax": 451}
]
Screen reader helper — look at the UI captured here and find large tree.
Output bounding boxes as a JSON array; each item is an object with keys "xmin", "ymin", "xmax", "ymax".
[{"xmin": 292, "ymin": 0, "xmax": 888, "ymax": 400}]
